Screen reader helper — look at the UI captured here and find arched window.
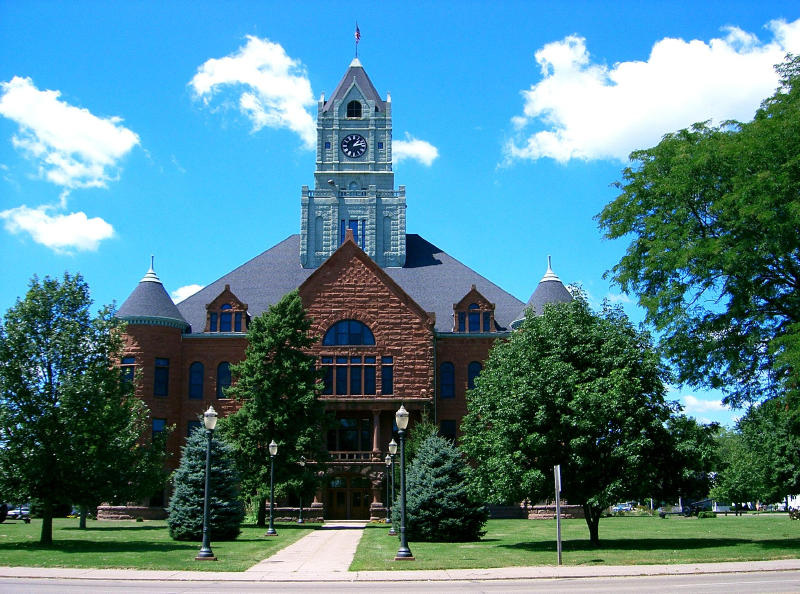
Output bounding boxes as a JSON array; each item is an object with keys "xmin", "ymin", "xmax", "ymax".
[
  {"xmin": 217, "ymin": 362, "xmax": 231, "ymax": 398},
  {"xmin": 440, "ymin": 362, "xmax": 455, "ymax": 399},
  {"xmin": 347, "ymin": 100, "xmax": 362, "ymax": 118},
  {"xmin": 468, "ymin": 361, "xmax": 482, "ymax": 390},
  {"xmin": 323, "ymin": 320, "xmax": 375, "ymax": 346},
  {"xmin": 189, "ymin": 362, "xmax": 204, "ymax": 399}
]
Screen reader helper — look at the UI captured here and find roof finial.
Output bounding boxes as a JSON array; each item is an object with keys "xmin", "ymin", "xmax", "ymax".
[
  {"xmin": 141, "ymin": 254, "xmax": 161, "ymax": 283},
  {"xmin": 541, "ymin": 255, "xmax": 561, "ymax": 283}
]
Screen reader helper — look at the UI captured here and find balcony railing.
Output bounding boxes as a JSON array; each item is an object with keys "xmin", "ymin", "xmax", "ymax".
[{"xmin": 329, "ymin": 451, "xmax": 374, "ymax": 461}]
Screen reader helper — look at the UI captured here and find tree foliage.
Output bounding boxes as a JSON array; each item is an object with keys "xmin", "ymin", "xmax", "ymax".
[
  {"xmin": 460, "ymin": 292, "xmax": 675, "ymax": 545},
  {"xmin": 217, "ymin": 291, "xmax": 329, "ymax": 526},
  {"xmin": 0, "ymin": 273, "xmax": 168, "ymax": 544},
  {"xmin": 393, "ymin": 432, "xmax": 487, "ymax": 542},
  {"xmin": 167, "ymin": 426, "xmax": 244, "ymax": 541},
  {"xmin": 711, "ymin": 397, "xmax": 800, "ymax": 506},
  {"xmin": 596, "ymin": 55, "xmax": 800, "ymax": 407}
]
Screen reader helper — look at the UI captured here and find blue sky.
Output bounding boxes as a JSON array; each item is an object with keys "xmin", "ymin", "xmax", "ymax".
[{"xmin": 2, "ymin": 1, "xmax": 798, "ymax": 426}]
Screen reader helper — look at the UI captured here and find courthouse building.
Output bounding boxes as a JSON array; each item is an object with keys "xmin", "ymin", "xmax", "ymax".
[{"xmin": 117, "ymin": 57, "xmax": 572, "ymax": 520}]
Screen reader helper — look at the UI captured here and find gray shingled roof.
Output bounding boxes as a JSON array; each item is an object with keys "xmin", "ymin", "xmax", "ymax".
[
  {"xmin": 117, "ymin": 266, "xmax": 189, "ymax": 330},
  {"xmin": 173, "ymin": 234, "xmax": 525, "ymax": 334},
  {"xmin": 322, "ymin": 57, "xmax": 386, "ymax": 113}
]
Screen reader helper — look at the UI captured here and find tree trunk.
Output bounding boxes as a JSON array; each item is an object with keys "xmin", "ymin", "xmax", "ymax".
[
  {"xmin": 583, "ymin": 503, "xmax": 601, "ymax": 546},
  {"xmin": 256, "ymin": 495, "xmax": 267, "ymax": 527},
  {"xmin": 79, "ymin": 505, "xmax": 87, "ymax": 529},
  {"xmin": 40, "ymin": 501, "xmax": 53, "ymax": 545}
]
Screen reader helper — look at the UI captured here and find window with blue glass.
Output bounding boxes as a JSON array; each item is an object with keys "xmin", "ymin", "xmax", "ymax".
[
  {"xmin": 154, "ymin": 358, "xmax": 169, "ymax": 396},
  {"xmin": 152, "ymin": 417, "xmax": 166, "ymax": 439},
  {"xmin": 189, "ymin": 362, "xmax": 204, "ymax": 399},
  {"xmin": 381, "ymin": 357, "xmax": 393, "ymax": 395},
  {"xmin": 217, "ymin": 361, "xmax": 231, "ymax": 398},
  {"xmin": 321, "ymin": 355, "xmax": 377, "ymax": 396},
  {"xmin": 340, "ymin": 219, "xmax": 366, "ymax": 249},
  {"xmin": 121, "ymin": 356, "xmax": 135, "ymax": 383},
  {"xmin": 468, "ymin": 303, "xmax": 481, "ymax": 332},
  {"xmin": 439, "ymin": 362, "xmax": 455, "ymax": 399},
  {"xmin": 219, "ymin": 304, "xmax": 232, "ymax": 332},
  {"xmin": 468, "ymin": 361, "xmax": 482, "ymax": 390},
  {"xmin": 323, "ymin": 320, "xmax": 375, "ymax": 346}
]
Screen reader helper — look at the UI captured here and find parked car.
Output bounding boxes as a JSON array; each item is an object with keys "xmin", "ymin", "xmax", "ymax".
[
  {"xmin": 7, "ymin": 506, "xmax": 30, "ymax": 522},
  {"xmin": 611, "ymin": 503, "xmax": 634, "ymax": 513}
]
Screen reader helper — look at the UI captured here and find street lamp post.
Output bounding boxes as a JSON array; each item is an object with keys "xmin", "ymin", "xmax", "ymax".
[
  {"xmin": 384, "ymin": 454, "xmax": 392, "ymax": 524},
  {"xmin": 394, "ymin": 405, "xmax": 414, "ymax": 560},
  {"xmin": 266, "ymin": 440, "xmax": 278, "ymax": 536},
  {"xmin": 388, "ymin": 439, "xmax": 398, "ymax": 536},
  {"xmin": 196, "ymin": 406, "xmax": 218, "ymax": 561},
  {"xmin": 297, "ymin": 456, "xmax": 306, "ymax": 524}
]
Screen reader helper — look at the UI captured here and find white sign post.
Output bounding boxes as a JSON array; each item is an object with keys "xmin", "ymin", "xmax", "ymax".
[{"xmin": 554, "ymin": 464, "xmax": 562, "ymax": 565}]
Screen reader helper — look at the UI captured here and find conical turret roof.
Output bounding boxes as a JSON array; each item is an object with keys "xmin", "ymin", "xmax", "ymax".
[
  {"xmin": 511, "ymin": 256, "xmax": 573, "ymax": 329},
  {"xmin": 117, "ymin": 257, "xmax": 190, "ymax": 331},
  {"xmin": 322, "ymin": 57, "xmax": 386, "ymax": 112}
]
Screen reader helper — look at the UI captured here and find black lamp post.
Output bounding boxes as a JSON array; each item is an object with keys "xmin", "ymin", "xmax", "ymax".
[
  {"xmin": 384, "ymin": 454, "xmax": 392, "ymax": 524},
  {"xmin": 394, "ymin": 405, "xmax": 414, "ymax": 560},
  {"xmin": 388, "ymin": 439, "xmax": 397, "ymax": 536},
  {"xmin": 297, "ymin": 455, "xmax": 306, "ymax": 524},
  {"xmin": 196, "ymin": 406, "xmax": 218, "ymax": 561},
  {"xmin": 266, "ymin": 439, "xmax": 278, "ymax": 536}
]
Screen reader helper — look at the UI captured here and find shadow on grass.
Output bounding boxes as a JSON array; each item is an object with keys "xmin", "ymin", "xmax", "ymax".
[
  {"xmin": 501, "ymin": 537, "xmax": 800, "ymax": 552},
  {"xmin": 0, "ymin": 540, "xmax": 195, "ymax": 554},
  {"xmin": 61, "ymin": 525, "xmax": 165, "ymax": 532}
]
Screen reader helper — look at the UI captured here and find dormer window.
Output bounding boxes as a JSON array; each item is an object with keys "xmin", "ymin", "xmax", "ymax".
[
  {"xmin": 453, "ymin": 286, "xmax": 495, "ymax": 333},
  {"xmin": 205, "ymin": 285, "xmax": 249, "ymax": 333},
  {"xmin": 347, "ymin": 100, "xmax": 362, "ymax": 118}
]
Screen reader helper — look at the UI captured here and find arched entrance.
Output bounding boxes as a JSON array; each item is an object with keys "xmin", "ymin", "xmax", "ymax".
[{"xmin": 326, "ymin": 474, "xmax": 372, "ymax": 520}]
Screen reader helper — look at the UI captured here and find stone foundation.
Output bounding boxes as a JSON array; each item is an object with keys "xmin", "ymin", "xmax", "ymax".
[
  {"xmin": 97, "ymin": 505, "xmax": 167, "ymax": 520},
  {"xmin": 528, "ymin": 504, "xmax": 584, "ymax": 520}
]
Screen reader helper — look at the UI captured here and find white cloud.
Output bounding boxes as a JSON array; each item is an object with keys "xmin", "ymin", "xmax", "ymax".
[
  {"xmin": 681, "ymin": 394, "xmax": 727, "ymax": 414},
  {"xmin": 190, "ymin": 36, "xmax": 316, "ymax": 149},
  {"xmin": 171, "ymin": 284, "xmax": 204, "ymax": 303},
  {"xmin": 0, "ymin": 204, "xmax": 114, "ymax": 253},
  {"xmin": 0, "ymin": 76, "xmax": 140, "ymax": 188},
  {"xmin": 506, "ymin": 18, "xmax": 800, "ymax": 163},
  {"xmin": 393, "ymin": 133, "xmax": 439, "ymax": 166}
]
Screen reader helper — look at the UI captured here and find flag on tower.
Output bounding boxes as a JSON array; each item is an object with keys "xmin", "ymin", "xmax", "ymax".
[{"xmin": 355, "ymin": 24, "xmax": 361, "ymax": 43}]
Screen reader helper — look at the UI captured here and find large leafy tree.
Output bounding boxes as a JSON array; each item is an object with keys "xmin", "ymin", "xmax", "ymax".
[
  {"xmin": 596, "ymin": 55, "xmax": 800, "ymax": 407},
  {"xmin": 0, "ymin": 273, "xmax": 168, "ymax": 544},
  {"xmin": 217, "ymin": 291, "xmax": 329, "ymax": 527},
  {"xmin": 461, "ymin": 292, "xmax": 675, "ymax": 545}
]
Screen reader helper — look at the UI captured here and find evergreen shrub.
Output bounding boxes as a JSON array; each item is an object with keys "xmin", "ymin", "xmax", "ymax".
[
  {"xmin": 167, "ymin": 427, "xmax": 244, "ymax": 541},
  {"xmin": 392, "ymin": 433, "xmax": 487, "ymax": 542}
]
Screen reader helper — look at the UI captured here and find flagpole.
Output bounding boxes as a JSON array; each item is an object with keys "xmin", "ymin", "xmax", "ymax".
[{"xmin": 355, "ymin": 23, "xmax": 360, "ymax": 58}]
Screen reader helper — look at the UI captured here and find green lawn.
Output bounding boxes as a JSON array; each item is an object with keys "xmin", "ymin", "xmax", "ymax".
[
  {"xmin": 350, "ymin": 515, "xmax": 800, "ymax": 571},
  {"xmin": 0, "ymin": 519, "xmax": 313, "ymax": 572}
]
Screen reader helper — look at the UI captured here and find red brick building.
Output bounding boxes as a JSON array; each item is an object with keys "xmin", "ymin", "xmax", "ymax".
[{"xmin": 116, "ymin": 59, "xmax": 571, "ymax": 520}]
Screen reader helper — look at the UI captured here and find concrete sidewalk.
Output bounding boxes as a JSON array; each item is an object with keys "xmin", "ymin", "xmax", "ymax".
[{"xmin": 0, "ymin": 520, "xmax": 798, "ymax": 582}]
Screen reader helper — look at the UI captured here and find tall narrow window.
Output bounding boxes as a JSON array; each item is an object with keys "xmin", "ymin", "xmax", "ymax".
[
  {"xmin": 381, "ymin": 356, "xmax": 394, "ymax": 395},
  {"xmin": 217, "ymin": 362, "xmax": 231, "ymax": 398},
  {"xmin": 440, "ymin": 420, "xmax": 457, "ymax": 441},
  {"xmin": 154, "ymin": 358, "xmax": 169, "ymax": 397},
  {"xmin": 468, "ymin": 304, "xmax": 481, "ymax": 332},
  {"xmin": 152, "ymin": 418, "xmax": 167, "ymax": 439},
  {"xmin": 121, "ymin": 356, "xmax": 135, "ymax": 383},
  {"xmin": 187, "ymin": 420, "xmax": 202, "ymax": 437},
  {"xmin": 189, "ymin": 362, "xmax": 204, "ymax": 399},
  {"xmin": 468, "ymin": 361, "xmax": 482, "ymax": 390},
  {"xmin": 219, "ymin": 304, "xmax": 232, "ymax": 332},
  {"xmin": 440, "ymin": 362, "xmax": 455, "ymax": 399},
  {"xmin": 339, "ymin": 219, "xmax": 366, "ymax": 249}
]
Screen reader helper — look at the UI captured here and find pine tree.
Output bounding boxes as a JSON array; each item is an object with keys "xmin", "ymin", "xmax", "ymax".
[
  {"xmin": 167, "ymin": 426, "xmax": 244, "ymax": 541},
  {"xmin": 393, "ymin": 432, "xmax": 487, "ymax": 542}
]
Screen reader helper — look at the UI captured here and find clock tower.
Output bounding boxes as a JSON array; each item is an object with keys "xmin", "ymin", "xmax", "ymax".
[{"xmin": 300, "ymin": 58, "xmax": 406, "ymax": 268}]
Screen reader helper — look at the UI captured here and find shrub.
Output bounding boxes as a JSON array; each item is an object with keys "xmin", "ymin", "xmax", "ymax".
[
  {"xmin": 167, "ymin": 427, "xmax": 244, "ymax": 541},
  {"xmin": 698, "ymin": 511, "xmax": 717, "ymax": 519},
  {"xmin": 392, "ymin": 433, "xmax": 487, "ymax": 542}
]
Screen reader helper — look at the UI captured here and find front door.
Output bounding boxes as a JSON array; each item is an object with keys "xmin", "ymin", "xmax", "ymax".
[{"xmin": 326, "ymin": 475, "xmax": 371, "ymax": 520}]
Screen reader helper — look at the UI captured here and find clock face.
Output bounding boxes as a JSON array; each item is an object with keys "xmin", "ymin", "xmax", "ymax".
[{"xmin": 341, "ymin": 134, "xmax": 367, "ymax": 158}]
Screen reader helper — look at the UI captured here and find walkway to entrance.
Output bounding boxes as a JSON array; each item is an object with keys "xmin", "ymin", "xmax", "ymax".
[{"xmin": 246, "ymin": 521, "xmax": 366, "ymax": 574}]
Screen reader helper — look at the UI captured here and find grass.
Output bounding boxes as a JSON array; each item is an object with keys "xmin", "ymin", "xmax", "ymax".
[
  {"xmin": 0, "ymin": 518, "xmax": 314, "ymax": 572},
  {"xmin": 350, "ymin": 515, "xmax": 800, "ymax": 571}
]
